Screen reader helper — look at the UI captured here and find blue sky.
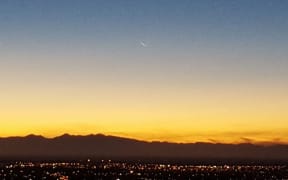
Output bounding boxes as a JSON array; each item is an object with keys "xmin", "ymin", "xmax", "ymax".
[{"xmin": 0, "ymin": 0, "xmax": 288, "ymax": 142}]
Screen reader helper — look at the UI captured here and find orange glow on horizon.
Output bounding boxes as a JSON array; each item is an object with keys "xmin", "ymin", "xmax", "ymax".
[{"xmin": 1, "ymin": 77, "xmax": 287, "ymax": 144}]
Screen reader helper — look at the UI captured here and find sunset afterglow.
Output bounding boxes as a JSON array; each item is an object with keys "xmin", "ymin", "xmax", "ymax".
[{"xmin": 1, "ymin": 0, "xmax": 288, "ymax": 144}]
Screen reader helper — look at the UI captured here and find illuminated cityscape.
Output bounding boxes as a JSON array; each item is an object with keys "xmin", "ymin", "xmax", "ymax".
[{"xmin": 0, "ymin": 160, "xmax": 287, "ymax": 179}]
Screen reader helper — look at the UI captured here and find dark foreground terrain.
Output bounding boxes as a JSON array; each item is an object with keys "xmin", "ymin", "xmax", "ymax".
[
  {"xmin": 1, "ymin": 134, "xmax": 288, "ymax": 179},
  {"xmin": 1, "ymin": 134, "xmax": 288, "ymax": 161},
  {"xmin": 0, "ymin": 160, "xmax": 287, "ymax": 180}
]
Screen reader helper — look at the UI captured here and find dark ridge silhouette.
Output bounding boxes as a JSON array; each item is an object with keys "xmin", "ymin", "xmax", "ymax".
[{"xmin": 0, "ymin": 134, "xmax": 288, "ymax": 162}]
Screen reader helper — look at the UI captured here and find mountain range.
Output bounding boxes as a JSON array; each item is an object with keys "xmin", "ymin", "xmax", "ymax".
[{"xmin": 0, "ymin": 134, "xmax": 287, "ymax": 163}]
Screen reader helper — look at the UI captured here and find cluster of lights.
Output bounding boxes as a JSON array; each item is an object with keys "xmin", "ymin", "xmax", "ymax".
[{"xmin": 0, "ymin": 161, "xmax": 287, "ymax": 179}]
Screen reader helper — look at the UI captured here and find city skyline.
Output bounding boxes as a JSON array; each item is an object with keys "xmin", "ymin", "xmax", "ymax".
[{"xmin": 1, "ymin": 0, "xmax": 288, "ymax": 144}]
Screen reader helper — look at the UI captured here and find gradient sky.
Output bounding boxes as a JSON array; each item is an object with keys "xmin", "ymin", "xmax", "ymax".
[{"xmin": 1, "ymin": 0, "xmax": 288, "ymax": 143}]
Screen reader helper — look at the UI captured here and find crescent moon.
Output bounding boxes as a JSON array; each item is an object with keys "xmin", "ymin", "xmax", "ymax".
[{"xmin": 140, "ymin": 41, "xmax": 147, "ymax": 47}]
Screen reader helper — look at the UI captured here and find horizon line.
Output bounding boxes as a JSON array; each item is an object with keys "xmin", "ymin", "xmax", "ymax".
[{"xmin": 0, "ymin": 133, "xmax": 287, "ymax": 146}]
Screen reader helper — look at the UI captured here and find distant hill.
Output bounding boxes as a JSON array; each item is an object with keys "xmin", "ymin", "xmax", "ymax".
[{"xmin": 0, "ymin": 134, "xmax": 287, "ymax": 162}]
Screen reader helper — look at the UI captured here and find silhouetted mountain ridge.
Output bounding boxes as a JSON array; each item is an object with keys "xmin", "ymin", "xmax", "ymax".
[{"xmin": 0, "ymin": 134, "xmax": 287, "ymax": 161}]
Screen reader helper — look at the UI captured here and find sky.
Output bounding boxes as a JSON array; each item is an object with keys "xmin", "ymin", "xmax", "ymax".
[{"xmin": 0, "ymin": 0, "xmax": 288, "ymax": 144}]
